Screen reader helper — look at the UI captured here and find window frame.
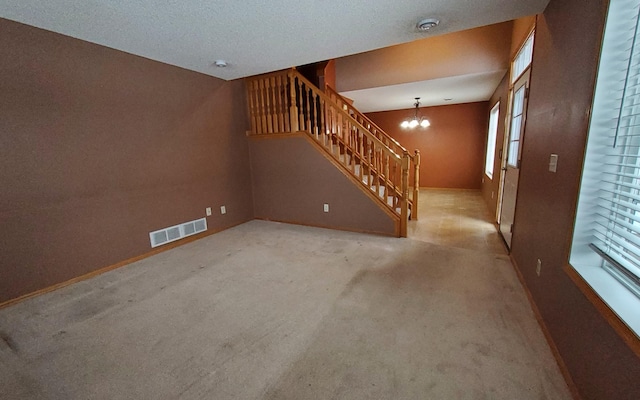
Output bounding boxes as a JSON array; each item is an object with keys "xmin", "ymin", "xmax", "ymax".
[
  {"xmin": 568, "ymin": 0, "xmax": 640, "ymax": 353},
  {"xmin": 511, "ymin": 30, "xmax": 535, "ymax": 84}
]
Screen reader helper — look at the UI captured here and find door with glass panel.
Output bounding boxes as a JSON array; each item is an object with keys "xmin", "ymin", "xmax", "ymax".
[{"xmin": 499, "ymin": 70, "xmax": 530, "ymax": 248}]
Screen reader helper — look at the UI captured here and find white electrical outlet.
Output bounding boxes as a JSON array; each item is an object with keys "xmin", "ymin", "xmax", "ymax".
[
  {"xmin": 206, "ymin": 207, "xmax": 212, "ymax": 216},
  {"xmin": 323, "ymin": 203, "xmax": 329, "ymax": 213},
  {"xmin": 536, "ymin": 259, "xmax": 542, "ymax": 277},
  {"xmin": 220, "ymin": 206, "xmax": 226, "ymax": 215}
]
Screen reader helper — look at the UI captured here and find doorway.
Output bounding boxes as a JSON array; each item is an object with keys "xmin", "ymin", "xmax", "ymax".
[{"xmin": 498, "ymin": 70, "xmax": 530, "ymax": 248}]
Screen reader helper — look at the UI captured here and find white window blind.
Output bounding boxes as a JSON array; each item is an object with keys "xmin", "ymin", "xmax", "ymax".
[
  {"xmin": 571, "ymin": 0, "xmax": 640, "ymax": 336},
  {"xmin": 485, "ymin": 102, "xmax": 500, "ymax": 179}
]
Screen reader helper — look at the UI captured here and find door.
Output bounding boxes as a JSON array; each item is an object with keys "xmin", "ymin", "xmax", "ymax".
[{"xmin": 498, "ymin": 71, "xmax": 530, "ymax": 248}]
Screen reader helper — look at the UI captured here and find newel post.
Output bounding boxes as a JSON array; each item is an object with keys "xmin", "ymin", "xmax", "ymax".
[
  {"xmin": 288, "ymin": 70, "xmax": 299, "ymax": 132},
  {"xmin": 400, "ymin": 150, "xmax": 410, "ymax": 238},
  {"xmin": 413, "ymin": 149, "xmax": 421, "ymax": 221}
]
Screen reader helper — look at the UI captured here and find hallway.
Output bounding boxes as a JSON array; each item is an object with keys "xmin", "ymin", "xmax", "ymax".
[{"xmin": 409, "ymin": 189, "xmax": 507, "ymax": 254}]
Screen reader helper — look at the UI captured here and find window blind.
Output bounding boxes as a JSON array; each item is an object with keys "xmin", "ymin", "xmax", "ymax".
[{"xmin": 572, "ymin": 0, "xmax": 640, "ymax": 299}]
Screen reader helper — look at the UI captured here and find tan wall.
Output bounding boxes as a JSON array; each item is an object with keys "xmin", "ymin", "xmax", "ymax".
[
  {"xmin": 0, "ymin": 19, "xmax": 254, "ymax": 303},
  {"xmin": 335, "ymin": 22, "xmax": 512, "ymax": 92},
  {"xmin": 249, "ymin": 135, "xmax": 397, "ymax": 236},
  {"xmin": 323, "ymin": 59, "xmax": 336, "ymax": 90},
  {"xmin": 366, "ymin": 102, "xmax": 488, "ymax": 189},
  {"xmin": 512, "ymin": 0, "xmax": 640, "ymax": 398},
  {"xmin": 511, "ymin": 15, "xmax": 537, "ymax": 57}
]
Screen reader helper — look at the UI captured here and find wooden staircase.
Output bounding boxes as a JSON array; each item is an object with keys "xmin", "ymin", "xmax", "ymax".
[{"xmin": 245, "ymin": 68, "xmax": 420, "ymax": 237}]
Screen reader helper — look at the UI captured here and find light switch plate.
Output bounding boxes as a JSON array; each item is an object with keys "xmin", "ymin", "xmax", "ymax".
[
  {"xmin": 206, "ymin": 207, "xmax": 212, "ymax": 216},
  {"xmin": 323, "ymin": 203, "xmax": 329, "ymax": 213},
  {"xmin": 549, "ymin": 154, "xmax": 558, "ymax": 173},
  {"xmin": 220, "ymin": 206, "xmax": 226, "ymax": 215}
]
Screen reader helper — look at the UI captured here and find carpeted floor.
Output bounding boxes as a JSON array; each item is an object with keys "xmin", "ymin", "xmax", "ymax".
[{"xmin": 1, "ymin": 214, "xmax": 571, "ymax": 399}]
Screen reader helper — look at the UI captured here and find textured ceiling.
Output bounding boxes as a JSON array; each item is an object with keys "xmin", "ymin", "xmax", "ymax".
[{"xmin": 0, "ymin": 0, "xmax": 549, "ymax": 81}]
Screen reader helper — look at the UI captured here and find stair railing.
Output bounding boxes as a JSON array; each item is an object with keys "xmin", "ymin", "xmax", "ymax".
[
  {"xmin": 325, "ymin": 86, "xmax": 420, "ymax": 219},
  {"xmin": 246, "ymin": 68, "xmax": 413, "ymax": 236}
]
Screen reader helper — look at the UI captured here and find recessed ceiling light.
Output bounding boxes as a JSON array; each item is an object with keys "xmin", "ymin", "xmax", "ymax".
[
  {"xmin": 214, "ymin": 60, "xmax": 228, "ymax": 68},
  {"xmin": 417, "ymin": 18, "xmax": 440, "ymax": 32}
]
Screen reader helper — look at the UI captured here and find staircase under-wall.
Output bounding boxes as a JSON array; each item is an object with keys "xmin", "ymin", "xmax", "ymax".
[{"xmin": 245, "ymin": 68, "xmax": 420, "ymax": 237}]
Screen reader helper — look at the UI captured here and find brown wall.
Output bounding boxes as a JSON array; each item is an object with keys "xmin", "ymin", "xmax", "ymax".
[
  {"xmin": 249, "ymin": 135, "xmax": 397, "ymax": 236},
  {"xmin": 512, "ymin": 0, "xmax": 640, "ymax": 399},
  {"xmin": 481, "ymin": 73, "xmax": 509, "ymax": 219},
  {"xmin": 366, "ymin": 102, "xmax": 488, "ymax": 189},
  {"xmin": 0, "ymin": 19, "xmax": 254, "ymax": 303}
]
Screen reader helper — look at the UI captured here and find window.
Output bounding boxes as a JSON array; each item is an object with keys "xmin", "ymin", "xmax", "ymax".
[
  {"xmin": 507, "ymin": 85, "xmax": 526, "ymax": 167},
  {"xmin": 570, "ymin": 0, "xmax": 640, "ymax": 337},
  {"xmin": 512, "ymin": 31, "xmax": 534, "ymax": 83},
  {"xmin": 485, "ymin": 102, "xmax": 500, "ymax": 179}
]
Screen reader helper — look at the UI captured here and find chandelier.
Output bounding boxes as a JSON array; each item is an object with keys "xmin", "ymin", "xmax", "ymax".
[{"xmin": 400, "ymin": 97, "xmax": 430, "ymax": 129}]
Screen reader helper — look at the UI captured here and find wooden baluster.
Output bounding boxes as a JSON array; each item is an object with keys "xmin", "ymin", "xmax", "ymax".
[
  {"xmin": 305, "ymin": 87, "xmax": 311, "ymax": 135},
  {"xmin": 280, "ymin": 75, "xmax": 291, "ymax": 132},
  {"xmin": 400, "ymin": 151, "xmax": 410, "ymax": 237},
  {"xmin": 297, "ymin": 81, "xmax": 305, "ymax": 131},
  {"xmin": 373, "ymin": 147, "xmax": 380, "ymax": 203},
  {"xmin": 368, "ymin": 139, "xmax": 373, "ymax": 187},
  {"xmin": 288, "ymin": 72, "xmax": 299, "ymax": 132},
  {"xmin": 258, "ymin": 79, "xmax": 268, "ymax": 134},
  {"xmin": 312, "ymin": 91, "xmax": 319, "ymax": 138},
  {"xmin": 384, "ymin": 154, "xmax": 390, "ymax": 201},
  {"xmin": 280, "ymin": 74, "xmax": 287, "ymax": 131},
  {"xmin": 270, "ymin": 76, "xmax": 279, "ymax": 132},
  {"xmin": 247, "ymin": 80, "xmax": 257, "ymax": 134},
  {"xmin": 412, "ymin": 150, "xmax": 421, "ymax": 221},
  {"xmin": 264, "ymin": 78, "xmax": 274, "ymax": 133},
  {"xmin": 273, "ymin": 76, "xmax": 280, "ymax": 131},
  {"xmin": 351, "ymin": 128, "xmax": 357, "ymax": 172},
  {"xmin": 319, "ymin": 97, "xmax": 326, "ymax": 140},
  {"xmin": 277, "ymin": 75, "xmax": 288, "ymax": 132},
  {"xmin": 324, "ymin": 106, "xmax": 331, "ymax": 147},
  {"xmin": 357, "ymin": 132, "xmax": 363, "ymax": 181}
]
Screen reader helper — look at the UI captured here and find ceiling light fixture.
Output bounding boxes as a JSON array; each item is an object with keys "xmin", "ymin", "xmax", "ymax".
[
  {"xmin": 401, "ymin": 98, "xmax": 430, "ymax": 129},
  {"xmin": 417, "ymin": 18, "xmax": 440, "ymax": 32}
]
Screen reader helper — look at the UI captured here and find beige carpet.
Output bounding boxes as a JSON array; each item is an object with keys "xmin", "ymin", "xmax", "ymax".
[{"xmin": 0, "ymin": 220, "xmax": 571, "ymax": 399}]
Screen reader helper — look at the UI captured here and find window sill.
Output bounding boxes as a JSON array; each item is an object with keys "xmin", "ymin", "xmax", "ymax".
[{"xmin": 565, "ymin": 263, "xmax": 640, "ymax": 357}]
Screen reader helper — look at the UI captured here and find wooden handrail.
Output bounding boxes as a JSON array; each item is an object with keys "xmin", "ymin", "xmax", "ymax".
[
  {"xmin": 325, "ymin": 86, "xmax": 413, "ymax": 161},
  {"xmin": 292, "ymin": 71, "xmax": 403, "ymax": 161}
]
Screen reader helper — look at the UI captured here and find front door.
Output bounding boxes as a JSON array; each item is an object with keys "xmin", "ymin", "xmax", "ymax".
[{"xmin": 499, "ymin": 71, "xmax": 530, "ymax": 248}]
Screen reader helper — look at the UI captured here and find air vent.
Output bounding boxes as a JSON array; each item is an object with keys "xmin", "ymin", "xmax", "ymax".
[{"xmin": 149, "ymin": 217, "xmax": 208, "ymax": 248}]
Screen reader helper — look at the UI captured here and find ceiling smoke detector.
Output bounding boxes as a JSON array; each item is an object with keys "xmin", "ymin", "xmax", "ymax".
[
  {"xmin": 214, "ymin": 60, "xmax": 228, "ymax": 68},
  {"xmin": 417, "ymin": 18, "xmax": 440, "ymax": 32}
]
